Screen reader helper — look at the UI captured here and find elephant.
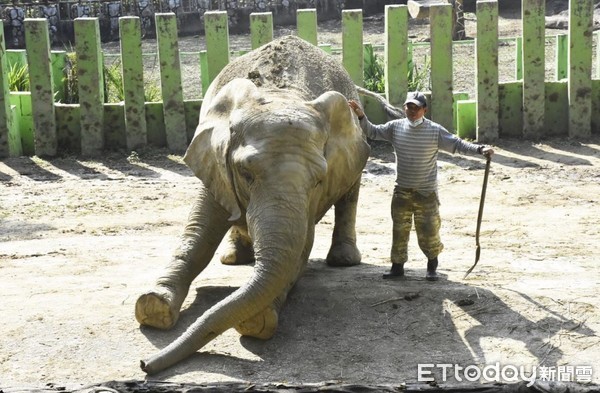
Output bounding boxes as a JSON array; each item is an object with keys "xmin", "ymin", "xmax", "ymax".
[{"xmin": 136, "ymin": 35, "xmax": 371, "ymax": 375}]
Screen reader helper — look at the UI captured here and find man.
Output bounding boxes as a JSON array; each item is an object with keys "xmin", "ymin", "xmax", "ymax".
[{"xmin": 348, "ymin": 92, "xmax": 494, "ymax": 281}]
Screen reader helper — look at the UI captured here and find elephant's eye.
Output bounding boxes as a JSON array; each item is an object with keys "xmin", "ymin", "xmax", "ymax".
[{"xmin": 239, "ymin": 168, "xmax": 254, "ymax": 184}]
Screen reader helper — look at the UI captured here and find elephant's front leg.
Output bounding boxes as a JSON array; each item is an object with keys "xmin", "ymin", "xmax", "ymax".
[
  {"xmin": 136, "ymin": 186, "xmax": 231, "ymax": 330},
  {"xmin": 326, "ymin": 178, "xmax": 362, "ymax": 267}
]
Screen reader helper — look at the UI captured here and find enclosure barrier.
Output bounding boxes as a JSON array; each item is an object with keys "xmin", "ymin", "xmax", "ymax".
[
  {"xmin": 0, "ymin": 0, "xmax": 372, "ymax": 45},
  {"xmin": 0, "ymin": 0, "xmax": 598, "ymax": 158}
]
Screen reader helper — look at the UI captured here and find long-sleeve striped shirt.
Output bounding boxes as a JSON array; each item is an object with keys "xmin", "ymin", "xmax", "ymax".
[{"xmin": 359, "ymin": 116, "xmax": 482, "ymax": 194}]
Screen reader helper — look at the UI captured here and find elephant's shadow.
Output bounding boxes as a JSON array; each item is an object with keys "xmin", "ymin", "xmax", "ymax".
[{"xmin": 140, "ymin": 259, "xmax": 596, "ymax": 382}]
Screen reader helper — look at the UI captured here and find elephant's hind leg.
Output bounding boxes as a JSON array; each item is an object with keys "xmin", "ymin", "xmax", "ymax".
[
  {"xmin": 234, "ymin": 285, "xmax": 292, "ymax": 340},
  {"xmin": 235, "ymin": 222, "xmax": 313, "ymax": 340},
  {"xmin": 136, "ymin": 186, "xmax": 231, "ymax": 329},
  {"xmin": 220, "ymin": 225, "xmax": 255, "ymax": 265},
  {"xmin": 235, "ymin": 305, "xmax": 279, "ymax": 340},
  {"xmin": 326, "ymin": 179, "xmax": 362, "ymax": 267}
]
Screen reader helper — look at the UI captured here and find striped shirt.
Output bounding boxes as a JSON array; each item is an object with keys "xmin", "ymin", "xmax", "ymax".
[{"xmin": 360, "ymin": 116, "xmax": 481, "ymax": 194}]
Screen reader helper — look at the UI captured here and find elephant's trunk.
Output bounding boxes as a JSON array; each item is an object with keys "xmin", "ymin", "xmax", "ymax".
[{"xmin": 141, "ymin": 196, "xmax": 308, "ymax": 375}]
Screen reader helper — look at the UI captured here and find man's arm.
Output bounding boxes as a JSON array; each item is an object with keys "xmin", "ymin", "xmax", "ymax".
[
  {"xmin": 348, "ymin": 99, "xmax": 395, "ymax": 143},
  {"xmin": 438, "ymin": 127, "xmax": 494, "ymax": 157}
]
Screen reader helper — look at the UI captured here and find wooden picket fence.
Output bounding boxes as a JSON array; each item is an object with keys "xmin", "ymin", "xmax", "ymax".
[{"xmin": 0, "ymin": 0, "xmax": 598, "ymax": 158}]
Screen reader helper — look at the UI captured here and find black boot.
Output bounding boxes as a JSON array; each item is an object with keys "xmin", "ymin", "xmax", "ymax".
[
  {"xmin": 426, "ymin": 257, "xmax": 439, "ymax": 281},
  {"xmin": 383, "ymin": 263, "xmax": 404, "ymax": 279}
]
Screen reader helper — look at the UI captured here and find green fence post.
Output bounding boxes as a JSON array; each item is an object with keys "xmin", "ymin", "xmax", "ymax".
[
  {"xmin": 204, "ymin": 11, "xmax": 230, "ymax": 86},
  {"xmin": 55, "ymin": 104, "xmax": 81, "ymax": 152},
  {"xmin": 120, "ymin": 16, "xmax": 147, "ymax": 150},
  {"xmin": 0, "ymin": 20, "xmax": 16, "ymax": 157},
  {"xmin": 544, "ymin": 80, "xmax": 568, "ymax": 136},
  {"xmin": 145, "ymin": 101, "xmax": 165, "ymax": 146},
  {"xmin": 591, "ymin": 79, "xmax": 600, "ymax": 133},
  {"xmin": 250, "ymin": 12, "xmax": 273, "ymax": 50},
  {"xmin": 407, "ymin": 41, "xmax": 414, "ymax": 88},
  {"xmin": 9, "ymin": 106, "xmax": 21, "ymax": 155},
  {"xmin": 25, "ymin": 18, "xmax": 57, "ymax": 156},
  {"xmin": 475, "ymin": 1, "xmax": 499, "ymax": 142},
  {"xmin": 184, "ymin": 99, "xmax": 202, "ymax": 141},
  {"xmin": 499, "ymin": 81, "xmax": 523, "ymax": 138},
  {"xmin": 318, "ymin": 44, "xmax": 332, "ymax": 54},
  {"xmin": 568, "ymin": 0, "xmax": 593, "ymax": 138},
  {"xmin": 555, "ymin": 34, "xmax": 568, "ymax": 80},
  {"xmin": 11, "ymin": 92, "xmax": 33, "ymax": 155},
  {"xmin": 596, "ymin": 32, "xmax": 600, "ymax": 79},
  {"xmin": 156, "ymin": 13, "xmax": 187, "ymax": 151},
  {"xmin": 430, "ymin": 3, "xmax": 454, "ymax": 130},
  {"xmin": 104, "ymin": 103, "xmax": 126, "ymax": 149},
  {"xmin": 199, "ymin": 50, "xmax": 209, "ymax": 95},
  {"xmin": 515, "ymin": 36, "xmax": 522, "ymax": 80},
  {"xmin": 522, "ymin": 0, "xmax": 545, "ymax": 139},
  {"xmin": 49, "ymin": 51, "xmax": 66, "ymax": 103},
  {"xmin": 453, "ymin": 91, "xmax": 469, "ymax": 132},
  {"xmin": 75, "ymin": 17, "xmax": 105, "ymax": 156},
  {"xmin": 385, "ymin": 5, "xmax": 408, "ymax": 107},
  {"xmin": 297, "ymin": 9, "xmax": 317, "ymax": 46},
  {"xmin": 456, "ymin": 99, "xmax": 476, "ymax": 139},
  {"xmin": 342, "ymin": 9, "xmax": 363, "ymax": 87}
]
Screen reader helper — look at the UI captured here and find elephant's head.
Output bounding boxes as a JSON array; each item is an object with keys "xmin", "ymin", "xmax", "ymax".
[
  {"xmin": 140, "ymin": 78, "xmax": 369, "ymax": 374},
  {"xmin": 185, "ymin": 78, "xmax": 368, "ymax": 221}
]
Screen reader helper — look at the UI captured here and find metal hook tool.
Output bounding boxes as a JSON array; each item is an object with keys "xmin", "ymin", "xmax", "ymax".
[{"xmin": 464, "ymin": 154, "xmax": 491, "ymax": 279}]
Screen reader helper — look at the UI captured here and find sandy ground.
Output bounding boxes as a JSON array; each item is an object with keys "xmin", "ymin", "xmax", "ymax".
[
  {"xmin": 1, "ymin": 136, "xmax": 599, "ymax": 391},
  {"xmin": 2, "ymin": 4, "xmax": 600, "ymax": 393}
]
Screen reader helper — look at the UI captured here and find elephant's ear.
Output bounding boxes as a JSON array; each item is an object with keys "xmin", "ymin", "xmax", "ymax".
[
  {"xmin": 309, "ymin": 91, "xmax": 370, "ymax": 175},
  {"xmin": 184, "ymin": 78, "xmax": 258, "ymax": 221}
]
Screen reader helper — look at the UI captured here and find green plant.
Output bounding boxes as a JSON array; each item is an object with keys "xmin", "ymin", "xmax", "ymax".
[
  {"xmin": 5, "ymin": 51, "xmax": 161, "ymax": 104},
  {"xmin": 103, "ymin": 59, "xmax": 161, "ymax": 103},
  {"xmin": 62, "ymin": 51, "xmax": 79, "ymax": 104},
  {"xmin": 104, "ymin": 60, "xmax": 125, "ymax": 103},
  {"xmin": 7, "ymin": 62, "xmax": 30, "ymax": 92},
  {"xmin": 364, "ymin": 44, "xmax": 385, "ymax": 93},
  {"xmin": 362, "ymin": 45, "xmax": 431, "ymax": 94},
  {"xmin": 408, "ymin": 55, "xmax": 430, "ymax": 92},
  {"xmin": 143, "ymin": 80, "xmax": 161, "ymax": 103}
]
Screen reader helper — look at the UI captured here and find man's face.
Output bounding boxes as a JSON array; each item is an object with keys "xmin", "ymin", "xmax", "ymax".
[{"xmin": 403, "ymin": 103, "xmax": 426, "ymax": 122}]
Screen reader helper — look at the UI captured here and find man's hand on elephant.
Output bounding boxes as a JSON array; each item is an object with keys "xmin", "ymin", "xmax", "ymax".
[{"xmin": 348, "ymin": 100, "xmax": 365, "ymax": 120}]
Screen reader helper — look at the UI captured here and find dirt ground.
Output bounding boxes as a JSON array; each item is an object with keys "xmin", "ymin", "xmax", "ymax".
[
  {"xmin": 2, "ymin": 135, "xmax": 599, "ymax": 392},
  {"xmin": 2, "ymin": 5, "xmax": 600, "ymax": 393}
]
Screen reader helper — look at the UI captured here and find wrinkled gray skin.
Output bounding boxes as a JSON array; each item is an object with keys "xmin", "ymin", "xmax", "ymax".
[{"xmin": 136, "ymin": 36, "xmax": 370, "ymax": 375}]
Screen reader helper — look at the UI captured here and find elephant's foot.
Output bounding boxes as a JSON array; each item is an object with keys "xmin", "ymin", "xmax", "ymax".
[
  {"xmin": 235, "ymin": 306, "xmax": 278, "ymax": 340},
  {"xmin": 220, "ymin": 246, "xmax": 255, "ymax": 265},
  {"xmin": 135, "ymin": 287, "xmax": 182, "ymax": 330},
  {"xmin": 326, "ymin": 241, "xmax": 361, "ymax": 267},
  {"xmin": 220, "ymin": 228, "xmax": 255, "ymax": 265}
]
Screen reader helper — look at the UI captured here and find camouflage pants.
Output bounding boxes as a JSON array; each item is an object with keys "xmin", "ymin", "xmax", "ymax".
[{"xmin": 390, "ymin": 187, "xmax": 444, "ymax": 264}]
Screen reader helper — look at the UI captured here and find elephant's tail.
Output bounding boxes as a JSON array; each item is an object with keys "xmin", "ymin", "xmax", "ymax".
[{"xmin": 356, "ymin": 86, "xmax": 405, "ymax": 120}]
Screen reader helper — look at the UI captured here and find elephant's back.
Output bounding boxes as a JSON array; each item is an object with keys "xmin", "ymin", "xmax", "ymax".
[{"xmin": 209, "ymin": 35, "xmax": 359, "ymax": 102}]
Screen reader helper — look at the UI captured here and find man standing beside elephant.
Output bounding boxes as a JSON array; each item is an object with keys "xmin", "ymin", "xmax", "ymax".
[{"xmin": 348, "ymin": 92, "xmax": 494, "ymax": 281}]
